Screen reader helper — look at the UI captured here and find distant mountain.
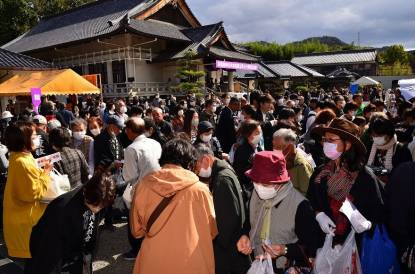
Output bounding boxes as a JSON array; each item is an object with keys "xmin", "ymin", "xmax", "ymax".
[{"xmin": 291, "ymin": 36, "xmax": 349, "ymax": 47}]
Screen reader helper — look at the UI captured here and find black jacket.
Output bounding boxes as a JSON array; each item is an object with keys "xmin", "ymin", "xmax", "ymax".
[
  {"xmin": 386, "ymin": 162, "xmax": 415, "ymax": 259},
  {"xmin": 29, "ymin": 188, "xmax": 103, "ymax": 274},
  {"xmin": 211, "ymin": 159, "xmax": 251, "ymax": 274},
  {"xmin": 216, "ymin": 106, "xmax": 236, "ymax": 153},
  {"xmin": 93, "ymin": 129, "xmax": 123, "ymax": 170},
  {"xmin": 256, "ymin": 111, "xmax": 275, "ymax": 151},
  {"xmin": 232, "ymin": 139, "xmax": 260, "ymax": 200},
  {"xmin": 307, "ymin": 165, "xmax": 385, "ymax": 245}
]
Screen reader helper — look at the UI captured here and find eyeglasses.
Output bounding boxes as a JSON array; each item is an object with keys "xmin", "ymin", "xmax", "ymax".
[{"xmin": 321, "ymin": 137, "xmax": 342, "ymax": 143}]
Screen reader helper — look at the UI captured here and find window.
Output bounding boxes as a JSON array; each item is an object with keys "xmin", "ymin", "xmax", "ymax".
[
  {"xmin": 112, "ymin": 60, "xmax": 126, "ymax": 84},
  {"xmin": 88, "ymin": 63, "xmax": 108, "ymax": 84}
]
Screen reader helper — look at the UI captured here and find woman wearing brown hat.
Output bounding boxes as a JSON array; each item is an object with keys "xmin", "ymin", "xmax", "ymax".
[{"xmin": 307, "ymin": 118, "xmax": 384, "ymax": 246}]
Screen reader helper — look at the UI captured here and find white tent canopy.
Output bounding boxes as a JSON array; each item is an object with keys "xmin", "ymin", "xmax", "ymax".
[
  {"xmin": 399, "ymin": 78, "xmax": 415, "ymax": 102},
  {"xmin": 352, "ymin": 76, "xmax": 380, "ymax": 86}
]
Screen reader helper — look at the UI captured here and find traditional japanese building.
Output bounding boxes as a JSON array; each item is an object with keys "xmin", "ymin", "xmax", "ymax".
[
  {"xmin": 2, "ymin": 0, "xmax": 258, "ymax": 98},
  {"xmin": 291, "ymin": 49, "xmax": 378, "ymax": 76}
]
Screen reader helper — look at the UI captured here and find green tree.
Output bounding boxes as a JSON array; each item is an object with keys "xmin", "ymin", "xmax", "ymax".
[
  {"xmin": 382, "ymin": 44, "xmax": 409, "ymax": 65},
  {"xmin": 174, "ymin": 50, "xmax": 206, "ymax": 94},
  {"xmin": 0, "ymin": 0, "xmax": 93, "ymax": 46}
]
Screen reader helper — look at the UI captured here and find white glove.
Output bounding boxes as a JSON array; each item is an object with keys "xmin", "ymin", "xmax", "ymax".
[
  {"xmin": 316, "ymin": 212, "xmax": 336, "ymax": 235},
  {"xmin": 350, "ymin": 210, "xmax": 372, "ymax": 233}
]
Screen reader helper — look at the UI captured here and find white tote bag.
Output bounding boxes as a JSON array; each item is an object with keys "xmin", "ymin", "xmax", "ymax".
[
  {"xmin": 42, "ymin": 169, "xmax": 71, "ymax": 202},
  {"xmin": 122, "ymin": 183, "xmax": 133, "ymax": 209}
]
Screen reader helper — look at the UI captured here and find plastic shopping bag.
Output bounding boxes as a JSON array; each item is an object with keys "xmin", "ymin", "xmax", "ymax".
[
  {"xmin": 247, "ymin": 255, "xmax": 274, "ymax": 274},
  {"xmin": 360, "ymin": 225, "xmax": 400, "ymax": 274},
  {"xmin": 42, "ymin": 169, "xmax": 71, "ymax": 202},
  {"xmin": 314, "ymin": 230, "xmax": 362, "ymax": 274},
  {"xmin": 122, "ymin": 183, "xmax": 133, "ymax": 209},
  {"xmin": 113, "ymin": 168, "xmax": 126, "ymax": 188}
]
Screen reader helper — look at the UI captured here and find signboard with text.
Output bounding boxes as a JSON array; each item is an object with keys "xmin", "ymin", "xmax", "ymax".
[
  {"xmin": 31, "ymin": 87, "xmax": 42, "ymax": 114},
  {"xmin": 216, "ymin": 60, "xmax": 258, "ymax": 71}
]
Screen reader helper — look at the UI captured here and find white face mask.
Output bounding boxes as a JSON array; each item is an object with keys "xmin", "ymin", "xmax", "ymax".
[
  {"xmin": 144, "ymin": 131, "xmax": 152, "ymax": 138},
  {"xmin": 212, "ymin": 106, "xmax": 217, "ymax": 113},
  {"xmin": 199, "ymin": 166, "xmax": 212, "ymax": 178},
  {"xmin": 73, "ymin": 131, "xmax": 86, "ymax": 141},
  {"xmin": 90, "ymin": 128, "xmax": 100, "ymax": 137},
  {"xmin": 120, "ymin": 106, "xmax": 127, "ymax": 114},
  {"xmin": 350, "ymin": 111, "xmax": 357, "ymax": 117},
  {"xmin": 277, "ymin": 99, "xmax": 284, "ymax": 106},
  {"xmin": 297, "ymin": 115, "xmax": 303, "ymax": 121},
  {"xmin": 201, "ymin": 134, "xmax": 212, "ymax": 143},
  {"xmin": 254, "ymin": 183, "xmax": 278, "ymax": 200},
  {"xmin": 33, "ymin": 135, "xmax": 41, "ymax": 149},
  {"xmin": 251, "ymin": 133, "xmax": 262, "ymax": 146},
  {"xmin": 178, "ymin": 110, "xmax": 184, "ymax": 116},
  {"xmin": 323, "ymin": 142, "xmax": 342, "ymax": 160},
  {"xmin": 373, "ymin": 136, "xmax": 387, "ymax": 146}
]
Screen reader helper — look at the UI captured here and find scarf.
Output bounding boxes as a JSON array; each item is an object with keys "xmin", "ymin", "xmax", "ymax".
[
  {"xmin": 315, "ymin": 161, "xmax": 359, "ymax": 201},
  {"xmin": 367, "ymin": 134, "xmax": 397, "ymax": 172},
  {"xmin": 250, "ymin": 182, "xmax": 294, "ymax": 244}
]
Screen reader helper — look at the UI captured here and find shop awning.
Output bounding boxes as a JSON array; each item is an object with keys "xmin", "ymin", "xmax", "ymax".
[{"xmin": 0, "ymin": 69, "xmax": 100, "ymax": 96}]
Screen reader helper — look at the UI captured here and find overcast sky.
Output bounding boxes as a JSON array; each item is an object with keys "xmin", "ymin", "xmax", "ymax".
[{"xmin": 187, "ymin": 0, "xmax": 415, "ymax": 49}]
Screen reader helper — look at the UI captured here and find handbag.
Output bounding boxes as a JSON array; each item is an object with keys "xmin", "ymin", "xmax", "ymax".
[
  {"xmin": 122, "ymin": 183, "xmax": 133, "ymax": 209},
  {"xmin": 42, "ymin": 168, "xmax": 71, "ymax": 202},
  {"xmin": 360, "ymin": 224, "xmax": 400, "ymax": 274}
]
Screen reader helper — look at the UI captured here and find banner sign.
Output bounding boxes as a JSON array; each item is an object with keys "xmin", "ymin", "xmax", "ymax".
[
  {"xmin": 36, "ymin": 152, "xmax": 62, "ymax": 168},
  {"xmin": 350, "ymin": 84, "xmax": 359, "ymax": 95},
  {"xmin": 216, "ymin": 60, "xmax": 258, "ymax": 71},
  {"xmin": 31, "ymin": 87, "xmax": 42, "ymax": 114}
]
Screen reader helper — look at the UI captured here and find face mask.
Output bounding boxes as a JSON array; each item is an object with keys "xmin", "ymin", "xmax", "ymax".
[
  {"xmin": 90, "ymin": 128, "xmax": 100, "ymax": 137},
  {"xmin": 183, "ymin": 104, "xmax": 187, "ymax": 109},
  {"xmin": 190, "ymin": 102, "xmax": 196, "ymax": 107},
  {"xmin": 109, "ymin": 110, "xmax": 115, "ymax": 115},
  {"xmin": 201, "ymin": 134, "xmax": 212, "ymax": 143},
  {"xmin": 373, "ymin": 136, "xmax": 387, "ymax": 146},
  {"xmin": 33, "ymin": 135, "xmax": 41, "ymax": 149},
  {"xmin": 224, "ymin": 98, "xmax": 231, "ymax": 105},
  {"xmin": 192, "ymin": 119, "xmax": 199, "ymax": 127},
  {"xmin": 120, "ymin": 106, "xmax": 127, "ymax": 114},
  {"xmin": 198, "ymin": 166, "xmax": 212, "ymax": 178},
  {"xmin": 251, "ymin": 133, "xmax": 262, "ymax": 146},
  {"xmin": 350, "ymin": 111, "xmax": 357, "ymax": 117},
  {"xmin": 144, "ymin": 131, "xmax": 152, "ymax": 138},
  {"xmin": 297, "ymin": 115, "xmax": 303, "ymax": 121},
  {"xmin": 178, "ymin": 110, "xmax": 184, "ymax": 116},
  {"xmin": 254, "ymin": 183, "xmax": 278, "ymax": 200},
  {"xmin": 212, "ymin": 106, "xmax": 217, "ymax": 113},
  {"xmin": 73, "ymin": 131, "xmax": 86, "ymax": 141},
  {"xmin": 277, "ymin": 99, "xmax": 284, "ymax": 106},
  {"xmin": 323, "ymin": 142, "xmax": 342, "ymax": 160}
]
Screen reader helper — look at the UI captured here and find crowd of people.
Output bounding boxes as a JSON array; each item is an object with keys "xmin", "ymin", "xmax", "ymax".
[{"xmin": 0, "ymin": 86, "xmax": 414, "ymax": 274}]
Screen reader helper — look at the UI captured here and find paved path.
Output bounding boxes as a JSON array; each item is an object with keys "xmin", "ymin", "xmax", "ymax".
[{"xmin": 0, "ymin": 222, "xmax": 135, "ymax": 274}]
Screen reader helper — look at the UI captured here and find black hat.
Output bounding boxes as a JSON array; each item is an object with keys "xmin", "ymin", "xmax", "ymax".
[
  {"xmin": 198, "ymin": 121, "xmax": 214, "ymax": 133},
  {"xmin": 107, "ymin": 115, "xmax": 124, "ymax": 129}
]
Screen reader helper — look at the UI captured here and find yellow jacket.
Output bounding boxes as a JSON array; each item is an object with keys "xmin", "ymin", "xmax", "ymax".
[{"xmin": 3, "ymin": 152, "xmax": 50, "ymax": 258}]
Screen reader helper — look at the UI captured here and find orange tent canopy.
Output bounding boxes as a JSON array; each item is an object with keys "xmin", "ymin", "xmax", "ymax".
[{"xmin": 0, "ymin": 69, "xmax": 101, "ymax": 96}]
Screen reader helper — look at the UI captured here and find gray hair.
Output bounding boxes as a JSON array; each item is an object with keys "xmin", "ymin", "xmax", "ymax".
[
  {"xmin": 70, "ymin": 118, "xmax": 87, "ymax": 129},
  {"xmin": 273, "ymin": 128, "xmax": 297, "ymax": 144},
  {"xmin": 194, "ymin": 143, "xmax": 214, "ymax": 159}
]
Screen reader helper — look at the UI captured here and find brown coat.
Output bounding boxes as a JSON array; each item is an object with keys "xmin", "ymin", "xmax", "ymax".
[{"xmin": 130, "ymin": 164, "xmax": 218, "ymax": 274}]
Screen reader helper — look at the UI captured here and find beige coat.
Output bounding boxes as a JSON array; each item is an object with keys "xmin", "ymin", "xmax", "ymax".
[{"xmin": 130, "ymin": 164, "xmax": 218, "ymax": 274}]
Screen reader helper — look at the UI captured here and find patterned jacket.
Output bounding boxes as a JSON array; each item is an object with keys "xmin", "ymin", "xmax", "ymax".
[{"xmin": 54, "ymin": 147, "xmax": 89, "ymax": 189}]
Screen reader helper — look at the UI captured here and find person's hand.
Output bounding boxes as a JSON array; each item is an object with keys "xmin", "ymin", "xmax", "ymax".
[
  {"xmin": 262, "ymin": 244, "xmax": 286, "ymax": 258},
  {"xmin": 237, "ymin": 235, "xmax": 252, "ymax": 255},
  {"xmin": 316, "ymin": 212, "xmax": 336, "ymax": 235},
  {"xmin": 222, "ymin": 153, "xmax": 229, "ymax": 161},
  {"xmin": 43, "ymin": 161, "xmax": 53, "ymax": 174}
]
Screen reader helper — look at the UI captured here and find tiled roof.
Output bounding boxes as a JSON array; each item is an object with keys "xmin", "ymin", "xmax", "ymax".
[
  {"xmin": 0, "ymin": 48, "xmax": 53, "ymax": 70},
  {"xmin": 235, "ymin": 61, "xmax": 323, "ymax": 79},
  {"xmin": 127, "ymin": 19, "xmax": 191, "ymax": 42},
  {"xmin": 266, "ymin": 62, "xmax": 308, "ymax": 77},
  {"xmin": 2, "ymin": 0, "xmax": 150, "ymax": 53},
  {"xmin": 291, "ymin": 49, "xmax": 377, "ymax": 66},
  {"xmin": 209, "ymin": 46, "xmax": 258, "ymax": 62}
]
